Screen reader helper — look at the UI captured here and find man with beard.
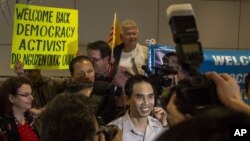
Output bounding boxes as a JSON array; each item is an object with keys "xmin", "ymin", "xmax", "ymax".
[{"xmin": 109, "ymin": 74, "xmax": 168, "ymax": 141}]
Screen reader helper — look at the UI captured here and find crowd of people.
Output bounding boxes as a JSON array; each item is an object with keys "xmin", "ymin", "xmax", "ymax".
[{"xmin": 1, "ymin": 19, "xmax": 250, "ymax": 141}]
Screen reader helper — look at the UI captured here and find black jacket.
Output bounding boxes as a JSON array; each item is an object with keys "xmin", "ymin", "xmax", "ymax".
[{"xmin": 0, "ymin": 112, "xmax": 38, "ymax": 141}]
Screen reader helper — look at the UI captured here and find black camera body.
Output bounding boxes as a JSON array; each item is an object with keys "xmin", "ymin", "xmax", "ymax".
[
  {"xmin": 142, "ymin": 64, "xmax": 177, "ymax": 103},
  {"xmin": 154, "ymin": 64, "xmax": 178, "ymax": 87},
  {"xmin": 174, "ymin": 75, "xmax": 221, "ymax": 114},
  {"xmin": 167, "ymin": 4, "xmax": 222, "ymax": 115}
]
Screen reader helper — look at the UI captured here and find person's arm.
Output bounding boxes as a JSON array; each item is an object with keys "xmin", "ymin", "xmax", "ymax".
[
  {"xmin": 205, "ymin": 72, "xmax": 250, "ymax": 114},
  {"xmin": 29, "ymin": 107, "xmax": 45, "ymax": 118},
  {"xmin": 14, "ymin": 61, "xmax": 25, "ymax": 76},
  {"xmin": 51, "ymin": 77, "xmax": 71, "ymax": 93}
]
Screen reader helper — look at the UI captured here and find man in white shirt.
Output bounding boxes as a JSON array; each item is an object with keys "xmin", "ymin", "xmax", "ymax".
[
  {"xmin": 109, "ymin": 75, "xmax": 168, "ymax": 141},
  {"xmin": 113, "ymin": 19, "xmax": 148, "ymax": 75}
]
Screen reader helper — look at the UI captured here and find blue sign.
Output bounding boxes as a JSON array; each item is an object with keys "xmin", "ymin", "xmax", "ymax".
[{"xmin": 149, "ymin": 44, "xmax": 250, "ymax": 102}]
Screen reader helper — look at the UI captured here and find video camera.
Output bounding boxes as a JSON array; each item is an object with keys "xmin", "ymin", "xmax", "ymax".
[
  {"xmin": 142, "ymin": 64, "xmax": 177, "ymax": 104},
  {"xmin": 166, "ymin": 4, "xmax": 221, "ymax": 115}
]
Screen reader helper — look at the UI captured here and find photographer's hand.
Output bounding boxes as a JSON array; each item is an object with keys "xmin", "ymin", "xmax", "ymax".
[
  {"xmin": 206, "ymin": 72, "xmax": 250, "ymax": 114},
  {"xmin": 166, "ymin": 93, "xmax": 186, "ymax": 126}
]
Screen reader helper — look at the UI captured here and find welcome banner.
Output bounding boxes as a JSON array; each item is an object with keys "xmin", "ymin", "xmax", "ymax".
[{"xmin": 11, "ymin": 4, "xmax": 78, "ymax": 69}]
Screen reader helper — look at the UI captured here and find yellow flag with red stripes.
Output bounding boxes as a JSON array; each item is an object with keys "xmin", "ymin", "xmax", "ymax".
[{"xmin": 107, "ymin": 13, "xmax": 122, "ymax": 48}]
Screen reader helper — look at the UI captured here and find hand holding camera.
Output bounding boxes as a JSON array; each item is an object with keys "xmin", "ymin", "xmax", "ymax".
[
  {"xmin": 166, "ymin": 3, "xmax": 222, "ymax": 115},
  {"xmin": 206, "ymin": 72, "xmax": 250, "ymax": 114},
  {"xmin": 167, "ymin": 71, "xmax": 250, "ymax": 126}
]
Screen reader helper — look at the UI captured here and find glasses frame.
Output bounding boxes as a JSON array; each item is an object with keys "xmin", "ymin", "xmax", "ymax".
[
  {"xmin": 16, "ymin": 93, "xmax": 34, "ymax": 97},
  {"xmin": 90, "ymin": 57, "xmax": 103, "ymax": 62}
]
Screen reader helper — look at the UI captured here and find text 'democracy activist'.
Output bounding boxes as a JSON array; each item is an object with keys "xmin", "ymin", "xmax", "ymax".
[{"xmin": 11, "ymin": 3, "xmax": 78, "ymax": 69}]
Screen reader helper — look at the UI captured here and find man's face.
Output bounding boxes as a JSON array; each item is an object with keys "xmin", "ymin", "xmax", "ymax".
[
  {"xmin": 128, "ymin": 82, "xmax": 155, "ymax": 118},
  {"xmin": 165, "ymin": 55, "xmax": 179, "ymax": 71},
  {"xmin": 121, "ymin": 26, "xmax": 139, "ymax": 48},
  {"xmin": 87, "ymin": 49, "xmax": 109, "ymax": 75},
  {"xmin": 71, "ymin": 60, "xmax": 95, "ymax": 83}
]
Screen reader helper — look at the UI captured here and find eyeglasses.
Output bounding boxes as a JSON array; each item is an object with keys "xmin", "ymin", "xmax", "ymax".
[
  {"xmin": 16, "ymin": 93, "xmax": 34, "ymax": 97},
  {"xmin": 90, "ymin": 57, "xmax": 103, "ymax": 62}
]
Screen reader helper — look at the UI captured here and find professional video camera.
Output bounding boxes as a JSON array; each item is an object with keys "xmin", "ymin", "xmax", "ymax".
[
  {"xmin": 166, "ymin": 4, "xmax": 221, "ymax": 115},
  {"xmin": 143, "ymin": 64, "xmax": 177, "ymax": 86},
  {"xmin": 142, "ymin": 64, "xmax": 177, "ymax": 103}
]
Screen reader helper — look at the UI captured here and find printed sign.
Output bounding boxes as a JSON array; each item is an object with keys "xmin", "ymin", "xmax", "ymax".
[{"xmin": 11, "ymin": 4, "xmax": 78, "ymax": 69}]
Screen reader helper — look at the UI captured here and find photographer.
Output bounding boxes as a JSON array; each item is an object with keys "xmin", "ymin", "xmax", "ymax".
[
  {"xmin": 166, "ymin": 72, "xmax": 250, "ymax": 126},
  {"xmin": 165, "ymin": 3, "xmax": 250, "ymax": 127},
  {"xmin": 157, "ymin": 107, "xmax": 250, "ymax": 141},
  {"xmin": 160, "ymin": 52, "xmax": 189, "ymax": 108}
]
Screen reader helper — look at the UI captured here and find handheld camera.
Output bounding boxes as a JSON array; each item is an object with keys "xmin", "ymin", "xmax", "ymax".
[{"xmin": 166, "ymin": 3, "xmax": 221, "ymax": 115}]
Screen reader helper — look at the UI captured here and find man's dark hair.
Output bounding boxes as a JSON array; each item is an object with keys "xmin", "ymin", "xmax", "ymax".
[
  {"xmin": 69, "ymin": 55, "xmax": 94, "ymax": 76},
  {"xmin": 245, "ymin": 73, "xmax": 250, "ymax": 92},
  {"xmin": 124, "ymin": 74, "xmax": 155, "ymax": 98},
  {"xmin": 87, "ymin": 40, "xmax": 111, "ymax": 58},
  {"xmin": 156, "ymin": 108, "xmax": 250, "ymax": 141},
  {"xmin": 40, "ymin": 93, "xmax": 96, "ymax": 141}
]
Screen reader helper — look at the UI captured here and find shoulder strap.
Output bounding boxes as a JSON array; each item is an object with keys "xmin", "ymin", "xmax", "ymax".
[{"xmin": 110, "ymin": 63, "xmax": 119, "ymax": 81}]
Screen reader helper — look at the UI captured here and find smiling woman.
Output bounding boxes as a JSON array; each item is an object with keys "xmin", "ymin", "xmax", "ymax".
[{"xmin": 0, "ymin": 76, "xmax": 40, "ymax": 141}]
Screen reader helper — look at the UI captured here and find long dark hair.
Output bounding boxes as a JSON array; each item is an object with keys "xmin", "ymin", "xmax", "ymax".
[{"xmin": 0, "ymin": 76, "xmax": 31, "ymax": 116}]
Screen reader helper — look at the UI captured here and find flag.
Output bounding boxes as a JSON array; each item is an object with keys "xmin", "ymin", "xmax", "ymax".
[{"xmin": 107, "ymin": 13, "xmax": 122, "ymax": 49}]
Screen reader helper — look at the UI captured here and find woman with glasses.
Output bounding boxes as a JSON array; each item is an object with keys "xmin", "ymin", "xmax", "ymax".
[{"xmin": 0, "ymin": 76, "xmax": 39, "ymax": 141}]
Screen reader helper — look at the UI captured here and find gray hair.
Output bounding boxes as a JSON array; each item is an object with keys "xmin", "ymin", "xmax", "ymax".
[{"xmin": 120, "ymin": 19, "xmax": 138, "ymax": 34}]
